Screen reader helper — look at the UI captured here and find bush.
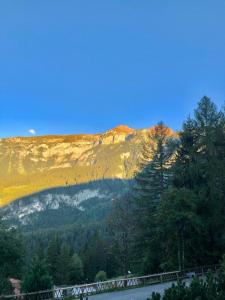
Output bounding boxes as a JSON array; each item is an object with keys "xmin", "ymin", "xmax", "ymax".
[
  {"xmin": 147, "ymin": 271, "xmax": 225, "ymax": 300},
  {"xmin": 147, "ymin": 292, "xmax": 161, "ymax": 300},
  {"xmin": 94, "ymin": 271, "xmax": 107, "ymax": 282}
]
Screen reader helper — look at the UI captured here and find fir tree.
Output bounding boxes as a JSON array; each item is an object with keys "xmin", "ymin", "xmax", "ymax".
[
  {"xmin": 162, "ymin": 96, "xmax": 225, "ymax": 267},
  {"xmin": 46, "ymin": 234, "xmax": 61, "ymax": 284},
  {"xmin": 22, "ymin": 256, "xmax": 53, "ymax": 293},
  {"xmin": 134, "ymin": 122, "xmax": 176, "ymax": 206},
  {"xmin": 132, "ymin": 122, "xmax": 177, "ymax": 272},
  {"xmin": 57, "ymin": 244, "xmax": 73, "ymax": 285},
  {"xmin": 70, "ymin": 253, "xmax": 84, "ymax": 284},
  {"xmin": 0, "ymin": 219, "xmax": 24, "ymax": 295},
  {"xmin": 108, "ymin": 193, "xmax": 135, "ymax": 276}
]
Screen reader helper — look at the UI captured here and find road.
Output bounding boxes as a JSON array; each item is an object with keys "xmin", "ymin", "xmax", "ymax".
[{"xmin": 88, "ymin": 279, "xmax": 191, "ymax": 300}]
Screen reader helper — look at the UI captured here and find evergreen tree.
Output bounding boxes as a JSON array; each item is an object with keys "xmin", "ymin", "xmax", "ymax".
[
  {"xmin": 82, "ymin": 232, "xmax": 109, "ymax": 282},
  {"xmin": 134, "ymin": 122, "xmax": 176, "ymax": 205},
  {"xmin": 0, "ymin": 219, "xmax": 24, "ymax": 295},
  {"xmin": 70, "ymin": 253, "xmax": 84, "ymax": 284},
  {"xmin": 132, "ymin": 122, "xmax": 177, "ymax": 272},
  {"xmin": 46, "ymin": 235, "xmax": 61, "ymax": 284},
  {"xmin": 194, "ymin": 97, "xmax": 225, "ymax": 263},
  {"xmin": 160, "ymin": 96, "xmax": 225, "ymax": 268},
  {"xmin": 57, "ymin": 244, "xmax": 73, "ymax": 285},
  {"xmin": 157, "ymin": 188, "xmax": 201, "ymax": 270},
  {"xmin": 46, "ymin": 235, "xmax": 85, "ymax": 285},
  {"xmin": 0, "ymin": 275, "xmax": 12, "ymax": 295},
  {"xmin": 108, "ymin": 193, "xmax": 135, "ymax": 276},
  {"xmin": 22, "ymin": 256, "xmax": 53, "ymax": 293}
]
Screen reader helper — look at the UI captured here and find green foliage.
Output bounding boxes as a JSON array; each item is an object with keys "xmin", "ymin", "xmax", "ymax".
[
  {"xmin": 46, "ymin": 235, "xmax": 84, "ymax": 285},
  {"xmin": 134, "ymin": 122, "xmax": 175, "ymax": 205},
  {"xmin": 82, "ymin": 231, "xmax": 112, "ymax": 282},
  {"xmin": 94, "ymin": 271, "xmax": 107, "ymax": 282},
  {"xmin": 132, "ymin": 122, "xmax": 177, "ymax": 273},
  {"xmin": 157, "ymin": 188, "xmax": 201, "ymax": 270},
  {"xmin": 57, "ymin": 244, "xmax": 73, "ymax": 285},
  {"xmin": 0, "ymin": 219, "xmax": 24, "ymax": 295},
  {"xmin": 107, "ymin": 193, "xmax": 135, "ymax": 276},
  {"xmin": 46, "ymin": 234, "xmax": 61, "ymax": 284},
  {"xmin": 133, "ymin": 97, "xmax": 225, "ymax": 273},
  {"xmin": 0, "ymin": 275, "xmax": 12, "ymax": 295},
  {"xmin": 169, "ymin": 97, "xmax": 225, "ymax": 267},
  {"xmin": 148, "ymin": 271, "xmax": 225, "ymax": 300},
  {"xmin": 22, "ymin": 256, "xmax": 53, "ymax": 293},
  {"xmin": 147, "ymin": 292, "xmax": 161, "ymax": 300},
  {"xmin": 163, "ymin": 280, "xmax": 191, "ymax": 300},
  {"xmin": 0, "ymin": 221, "xmax": 24, "ymax": 278},
  {"xmin": 70, "ymin": 253, "xmax": 84, "ymax": 284}
]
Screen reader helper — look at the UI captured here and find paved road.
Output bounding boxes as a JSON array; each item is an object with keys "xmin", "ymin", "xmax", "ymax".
[{"xmin": 88, "ymin": 279, "xmax": 191, "ymax": 300}]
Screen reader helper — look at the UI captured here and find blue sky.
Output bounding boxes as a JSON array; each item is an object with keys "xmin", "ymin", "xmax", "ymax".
[{"xmin": 0, "ymin": 1, "xmax": 225, "ymax": 137}]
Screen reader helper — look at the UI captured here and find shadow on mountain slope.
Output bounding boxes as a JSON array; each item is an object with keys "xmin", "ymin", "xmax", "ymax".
[{"xmin": 1, "ymin": 178, "xmax": 132, "ymax": 233}]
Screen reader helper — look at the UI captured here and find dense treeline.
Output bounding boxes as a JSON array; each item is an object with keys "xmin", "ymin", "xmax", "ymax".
[
  {"xmin": 0, "ymin": 96, "xmax": 225, "ymax": 295},
  {"xmin": 137, "ymin": 97, "xmax": 225, "ymax": 273},
  {"xmin": 108, "ymin": 97, "xmax": 225, "ymax": 275}
]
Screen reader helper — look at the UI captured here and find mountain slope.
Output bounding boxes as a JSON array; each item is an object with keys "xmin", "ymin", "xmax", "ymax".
[
  {"xmin": 0, "ymin": 125, "xmax": 147, "ymax": 206},
  {"xmin": 2, "ymin": 179, "xmax": 130, "ymax": 231},
  {"xmin": 0, "ymin": 125, "xmax": 175, "ymax": 231}
]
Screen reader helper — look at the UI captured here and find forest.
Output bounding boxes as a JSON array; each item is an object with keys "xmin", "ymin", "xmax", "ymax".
[{"xmin": 1, "ymin": 96, "xmax": 225, "ymax": 296}]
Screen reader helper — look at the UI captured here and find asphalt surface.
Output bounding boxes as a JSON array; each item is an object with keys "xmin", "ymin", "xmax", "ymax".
[{"xmin": 88, "ymin": 279, "xmax": 191, "ymax": 300}]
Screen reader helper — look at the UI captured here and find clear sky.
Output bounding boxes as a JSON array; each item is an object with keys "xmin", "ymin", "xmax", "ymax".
[{"xmin": 0, "ymin": 1, "xmax": 225, "ymax": 137}]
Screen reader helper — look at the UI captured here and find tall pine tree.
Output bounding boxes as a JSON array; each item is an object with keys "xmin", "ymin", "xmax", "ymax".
[
  {"xmin": 0, "ymin": 219, "xmax": 24, "ymax": 295},
  {"xmin": 160, "ymin": 96, "xmax": 225, "ymax": 268},
  {"xmin": 132, "ymin": 122, "xmax": 177, "ymax": 273}
]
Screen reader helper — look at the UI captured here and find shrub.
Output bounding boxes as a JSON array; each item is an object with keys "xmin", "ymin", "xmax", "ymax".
[
  {"xmin": 94, "ymin": 271, "xmax": 107, "ymax": 282},
  {"xmin": 147, "ymin": 271, "xmax": 225, "ymax": 300}
]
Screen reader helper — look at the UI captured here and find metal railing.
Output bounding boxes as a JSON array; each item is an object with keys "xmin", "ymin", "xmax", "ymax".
[
  {"xmin": 0, "ymin": 265, "xmax": 218, "ymax": 300},
  {"xmin": 0, "ymin": 290, "xmax": 53, "ymax": 300}
]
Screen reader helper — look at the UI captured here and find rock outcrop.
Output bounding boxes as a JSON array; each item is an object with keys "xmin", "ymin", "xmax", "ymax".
[{"xmin": 0, "ymin": 125, "xmax": 175, "ymax": 207}]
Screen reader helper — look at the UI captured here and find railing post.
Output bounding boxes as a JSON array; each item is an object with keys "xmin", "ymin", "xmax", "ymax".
[{"xmin": 52, "ymin": 286, "xmax": 55, "ymax": 300}]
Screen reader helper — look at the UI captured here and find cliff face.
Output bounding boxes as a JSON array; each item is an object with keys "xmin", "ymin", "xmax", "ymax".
[
  {"xmin": 0, "ymin": 125, "xmax": 175, "ymax": 207},
  {"xmin": 0, "ymin": 126, "xmax": 140, "ymax": 206},
  {"xmin": 0, "ymin": 125, "xmax": 176, "ymax": 230}
]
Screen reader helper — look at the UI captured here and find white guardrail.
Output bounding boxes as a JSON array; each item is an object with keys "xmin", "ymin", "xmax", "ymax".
[{"xmin": 0, "ymin": 265, "xmax": 219, "ymax": 300}]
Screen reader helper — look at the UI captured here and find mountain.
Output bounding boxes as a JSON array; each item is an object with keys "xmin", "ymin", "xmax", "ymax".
[{"xmin": 0, "ymin": 125, "xmax": 175, "ymax": 231}]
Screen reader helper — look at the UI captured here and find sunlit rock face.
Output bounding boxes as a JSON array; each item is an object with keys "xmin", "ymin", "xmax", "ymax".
[{"xmin": 0, "ymin": 125, "xmax": 175, "ymax": 207}]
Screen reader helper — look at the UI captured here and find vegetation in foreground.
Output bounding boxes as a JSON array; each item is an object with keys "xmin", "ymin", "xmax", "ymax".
[
  {"xmin": 148, "ymin": 256, "xmax": 225, "ymax": 300},
  {"xmin": 0, "ymin": 96, "xmax": 225, "ymax": 297}
]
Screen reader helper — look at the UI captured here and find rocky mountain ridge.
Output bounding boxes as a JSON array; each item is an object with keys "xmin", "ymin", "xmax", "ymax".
[
  {"xmin": 0, "ymin": 124, "xmax": 175, "ymax": 231},
  {"xmin": 0, "ymin": 125, "xmax": 145, "ymax": 206}
]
